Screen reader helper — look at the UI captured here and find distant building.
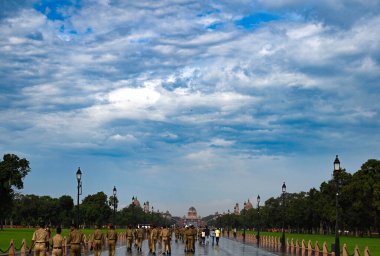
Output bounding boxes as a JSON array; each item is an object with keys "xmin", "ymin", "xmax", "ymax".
[
  {"xmin": 233, "ymin": 203, "xmax": 240, "ymax": 215},
  {"xmin": 178, "ymin": 206, "xmax": 204, "ymax": 227},
  {"xmin": 244, "ymin": 199, "xmax": 253, "ymax": 210},
  {"xmin": 131, "ymin": 196, "xmax": 141, "ymax": 208},
  {"xmin": 143, "ymin": 201, "xmax": 150, "ymax": 213}
]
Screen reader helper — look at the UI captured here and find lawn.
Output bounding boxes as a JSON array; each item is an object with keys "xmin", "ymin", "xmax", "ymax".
[
  {"xmin": 0, "ymin": 228, "xmax": 123, "ymax": 253},
  {"xmin": 244, "ymin": 231, "xmax": 379, "ymax": 256}
]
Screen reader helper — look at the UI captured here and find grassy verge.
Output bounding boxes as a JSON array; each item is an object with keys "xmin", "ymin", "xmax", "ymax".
[
  {"xmin": 242, "ymin": 231, "xmax": 379, "ymax": 255},
  {"xmin": 0, "ymin": 228, "xmax": 124, "ymax": 252}
]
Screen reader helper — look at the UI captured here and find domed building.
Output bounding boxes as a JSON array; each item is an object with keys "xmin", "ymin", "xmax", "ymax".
[
  {"xmin": 244, "ymin": 199, "xmax": 253, "ymax": 210},
  {"xmin": 178, "ymin": 206, "xmax": 204, "ymax": 227},
  {"xmin": 131, "ymin": 196, "xmax": 141, "ymax": 207}
]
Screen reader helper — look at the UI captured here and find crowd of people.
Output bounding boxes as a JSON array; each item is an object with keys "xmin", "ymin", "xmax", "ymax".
[{"xmin": 29, "ymin": 223, "xmax": 222, "ymax": 256}]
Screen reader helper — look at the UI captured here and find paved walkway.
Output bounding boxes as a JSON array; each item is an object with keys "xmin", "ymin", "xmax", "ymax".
[{"xmin": 109, "ymin": 237, "xmax": 281, "ymax": 256}]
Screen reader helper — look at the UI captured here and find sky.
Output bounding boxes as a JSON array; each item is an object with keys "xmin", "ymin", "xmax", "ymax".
[{"xmin": 1, "ymin": 0, "xmax": 380, "ymax": 218}]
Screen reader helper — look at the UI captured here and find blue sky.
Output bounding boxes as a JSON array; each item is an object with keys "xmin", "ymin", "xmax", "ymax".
[{"xmin": 1, "ymin": 0, "xmax": 380, "ymax": 217}]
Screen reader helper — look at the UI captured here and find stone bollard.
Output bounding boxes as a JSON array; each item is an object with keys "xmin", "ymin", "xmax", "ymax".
[
  {"xmin": 20, "ymin": 239, "xmax": 27, "ymax": 256},
  {"xmin": 342, "ymin": 243, "xmax": 348, "ymax": 256},
  {"xmin": 322, "ymin": 241, "xmax": 328, "ymax": 256},
  {"xmin": 354, "ymin": 245, "xmax": 360, "ymax": 256},
  {"xmin": 9, "ymin": 239, "xmax": 15, "ymax": 256},
  {"xmin": 315, "ymin": 241, "xmax": 320, "ymax": 255},
  {"xmin": 364, "ymin": 246, "xmax": 370, "ymax": 256}
]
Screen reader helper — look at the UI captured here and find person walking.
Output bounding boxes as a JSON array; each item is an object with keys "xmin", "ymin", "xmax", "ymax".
[
  {"xmin": 68, "ymin": 224, "xmax": 84, "ymax": 256},
  {"xmin": 135, "ymin": 226, "xmax": 144, "ymax": 252},
  {"xmin": 161, "ymin": 226, "xmax": 171, "ymax": 255},
  {"xmin": 106, "ymin": 225, "xmax": 117, "ymax": 256},
  {"xmin": 150, "ymin": 225, "xmax": 159, "ymax": 255},
  {"xmin": 215, "ymin": 227, "xmax": 221, "ymax": 246},
  {"xmin": 50, "ymin": 227, "xmax": 63, "ymax": 256},
  {"xmin": 92, "ymin": 224, "xmax": 104, "ymax": 256},
  {"xmin": 210, "ymin": 228, "xmax": 216, "ymax": 246},
  {"xmin": 29, "ymin": 221, "xmax": 49, "ymax": 256},
  {"xmin": 126, "ymin": 225, "xmax": 134, "ymax": 252},
  {"xmin": 204, "ymin": 226, "xmax": 210, "ymax": 245}
]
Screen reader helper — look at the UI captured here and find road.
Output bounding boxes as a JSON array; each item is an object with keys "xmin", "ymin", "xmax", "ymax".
[{"xmin": 109, "ymin": 237, "xmax": 280, "ymax": 256}]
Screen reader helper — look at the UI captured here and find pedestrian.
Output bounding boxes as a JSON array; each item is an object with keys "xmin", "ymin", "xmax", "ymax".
[
  {"xmin": 161, "ymin": 226, "xmax": 171, "ymax": 255},
  {"xmin": 29, "ymin": 221, "xmax": 49, "ymax": 256},
  {"xmin": 135, "ymin": 226, "xmax": 144, "ymax": 252},
  {"xmin": 150, "ymin": 225, "xmax": 158, "ymax": 255},
  {"xmin": 106, "ymin": 225, "xmax": 117, "ymax": 256},
  {"xmin": 126, "ymin": 225, "xmax": 134, "ymax": 252},
  {"xmin": 233, "ymin": 227, "xmax": 237, "ymax": 239},
  {"xmin": 92, "ymin": 224, "xmax": 104, "ymax": 256},
  {"xmin": 50, "ymin": 227, "xmax": 63, "ymax": 256},
  {"xmin": 215, "ymin": 227, "xmax": 221, "ymax": 245},
  {"xmin": 210, "ymin": 228, "xmax": 215, "ymax": 246},
  {"xmin": 68, "ymin": 224, "xmax": 84, "ymax": 256},
  {"xmin": 204, "ymin": 226, "xmax": 210, "ymax": 245}
]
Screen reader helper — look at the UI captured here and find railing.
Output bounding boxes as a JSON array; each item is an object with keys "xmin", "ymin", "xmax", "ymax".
[
  {"xmin": 0, "ymin": 233, "xmax": 126, "ymax": 256},
  {"xmin": 236, "ymin": 233, "xmax": 371, "ymax": 256}
]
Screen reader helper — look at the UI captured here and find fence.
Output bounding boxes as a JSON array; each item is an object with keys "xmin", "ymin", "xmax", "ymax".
[
  {"xmin": 240, "ymin": 234, "xmax": 371, "ymax": 256},
  {"xmin": 0, "ymin": 233, "xmax": 126, "ymax": 256}
]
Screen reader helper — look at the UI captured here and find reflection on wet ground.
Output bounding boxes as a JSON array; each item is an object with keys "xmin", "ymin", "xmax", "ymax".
[{"xmin": 109, "ymin": 237, "xmax": 279, "ymax": 256}]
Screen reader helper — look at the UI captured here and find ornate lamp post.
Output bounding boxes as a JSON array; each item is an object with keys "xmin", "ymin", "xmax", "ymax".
[
  {"xmin": 243, "ymin": 202, "xmax": 246, "ymax": 243},
  {"xmin": 113, "ymin": 186, "xmax": 117, "ymax": 226},
  {"xmin": 334, "ymin": 155, "xmax": 341, "ymax": 256},
  {"xmin": 257, "ymin": 195, "xmax": 261, "ymax": 245},
  {"xmin": 281, "ymin": 182, "xmax": 286, "ymax": 251},
  {"xmin": 76, "ymin": 167, "xmax": 82, "ymax": 227}
]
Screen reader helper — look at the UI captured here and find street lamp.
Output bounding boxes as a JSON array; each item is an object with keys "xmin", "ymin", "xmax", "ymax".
[
  {"xmin": 243, "ymin": 202, "xmax": 246, "ymax": 243},
  {"xmin": 281, "ymin": 182, "xmax": 286, "ymax": 251},
  {"xmin": 76, "ymin": 167, "xmax": 82, "ymax": 227},
  {"xmin": 257, "ymin": 195, "xmax": 261, "ymax": 245},
  {"xmin": 334, "ymin": 155, "xmax": 341, "ymax": 256},
  {"xmin": 113, "ymin": 186, "xmax": 117, "ymax": 226}
]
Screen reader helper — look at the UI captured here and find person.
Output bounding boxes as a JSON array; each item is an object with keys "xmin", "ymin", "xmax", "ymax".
[
  {"xmin": 210, "ymin": 228, "xmax": 215, "ymax": 246},
  {"xmin": 150, "ymin": 225, "xmax": 158, "ymax": 255},
  {"xmin": 233, "ymin": 227, "xmax": 237, "ymax": 239},
  {"xmin": 161, "ymin": 226, "xmax": 171, "ymax": 255},
  {"xmin": 204, "ymin": 226, "xmax": 210, "ymax": 245},
  {"xmin": 92, "ymin": 224, "xmax": 104, "ymax": 256},
  {"xmin": 68, "ymin": 224, "xmax": 84, "ymax": 256},
  {"xmin": 50, "ymin": 227, "xmax": 63, "ymax": 256},
  {"xmin": 215, "ymin": 227, "xmax": 221, "ymax": 245},
  {"xmin": 106, "ymin": 225, "xmax": 117, "ymax": 256},
  {"xmin": 29, "ymin": 221, "xmax": 49, "ymax": 256},
  {"xmin": 126, "ymin": 225, "xmax": 134, "ymax": 252},
  {"xmin": 135, "ymin": 226, "xmax": 144, "ymax": 252}
]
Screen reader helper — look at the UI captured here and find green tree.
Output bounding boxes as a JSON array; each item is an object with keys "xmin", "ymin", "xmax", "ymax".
[
  {"xmin": 81, "ymin": 192, "xmax": 112, "ymax": 227},
  {"xmin": 0, "ymin": 154, "xmax": 30, "ymax": 229}
]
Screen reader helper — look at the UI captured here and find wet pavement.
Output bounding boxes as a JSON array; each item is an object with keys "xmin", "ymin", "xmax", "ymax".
[{"xmin": 111, "ymin": 237, "xmax": 279, "ymax": 256}]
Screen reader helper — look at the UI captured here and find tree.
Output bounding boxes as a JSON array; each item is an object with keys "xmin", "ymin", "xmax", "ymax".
[
  {"xmin": 81, "ymin": 192, "xmax": 112, "ymax": 227},
  {"xmin": 0, "ymin": 154, "xmax": 30, "ymax": 229}
]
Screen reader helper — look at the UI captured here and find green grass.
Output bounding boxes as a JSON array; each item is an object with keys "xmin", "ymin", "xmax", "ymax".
[
  {"xmin": 0, "ymin": 228, "xmax": 124, "ymax": 253},
  {"xmin": 243, "ymin": 231, "xmax": 379, "ymax": 255}
]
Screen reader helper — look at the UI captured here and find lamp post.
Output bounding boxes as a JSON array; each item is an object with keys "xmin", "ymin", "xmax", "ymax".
[
  {"xmin": 257, "ymin": 195, "xmax": 261, "ymax": 245},
  {"xmin": 76, "ymin": 167, "xmax": 82, "ymax": 227},
  {"xmin": 113, "ymin": 186, "xmax": 117, "ymax": 226},
  {"xmin": 334, "ymin": 155, "xmax": 341, "ymax": 256},
  {"xmin": 243, "ymin": 202, "xmax": 246, "ymax": 243},
  {"xmin": 281, "ymin": 182, "xmax": 286, "ymax": 251}
]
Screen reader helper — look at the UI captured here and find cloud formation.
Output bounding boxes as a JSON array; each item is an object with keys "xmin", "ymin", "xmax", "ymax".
[{"xmin": 1, "ymin": 0, "xmax": 379, "ymax": 216}]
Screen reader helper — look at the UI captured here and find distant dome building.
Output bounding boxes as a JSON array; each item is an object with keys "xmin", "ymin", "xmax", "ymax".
[
  {"xmin": 188, "ymin": 207, "xmax": 197, "ymax": 219},
  {"xmin": 244, "ymin": 199, "xmax": 253, "ymax": 210},
  {"xmin": 178, "ymin": 206, "xmax": 204, "ymax": 227},
  {"xmin": 131, "ymin": 196, "xmax": 141, "ymax": 208}
]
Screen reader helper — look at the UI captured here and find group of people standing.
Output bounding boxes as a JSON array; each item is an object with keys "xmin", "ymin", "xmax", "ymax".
[{"xmin": 30, "ymin": 223, "xmax": 222, "ymax": 256}]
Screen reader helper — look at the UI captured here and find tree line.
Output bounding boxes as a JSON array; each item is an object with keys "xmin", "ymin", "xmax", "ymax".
[
  {"xmin": 208, "ymin": 159, "xmax": 380, "ymax": 237},
  {"xmin": 1, "ymin": 153, "xmax": 379, "ymax": 234}
]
